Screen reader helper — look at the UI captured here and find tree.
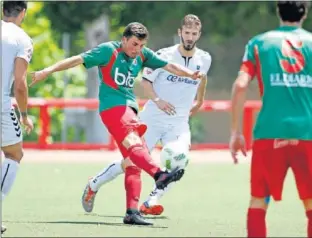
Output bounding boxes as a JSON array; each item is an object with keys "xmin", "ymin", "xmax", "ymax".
[{"xmin": 21, "ymin": 2, "xmax": 86, "ymax": 142}]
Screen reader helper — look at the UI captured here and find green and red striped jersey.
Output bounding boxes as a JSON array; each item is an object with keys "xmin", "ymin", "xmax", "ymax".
[
  {"xmin": 240, "ymin": 26, "xmax": 312, "ymax": 140},
  {"xmin": 81, "ymin": 41, "xmax": 168, "ymax": 112}
]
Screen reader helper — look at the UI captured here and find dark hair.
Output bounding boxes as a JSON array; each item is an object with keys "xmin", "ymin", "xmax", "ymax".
[
  {"xmin": 122, "ymin": 22, "xmax": 149, "ymax": 40},
  {"xmin": 277, "ymin": 1, "xmax": 310, "ymax": 22},
  {"xmin": 180, "ymin": 14, "xmax": 202, "ymax": 30},
  {"xmin": 3, "ymin": 1, "xmax": 27, "ymax": 17}
]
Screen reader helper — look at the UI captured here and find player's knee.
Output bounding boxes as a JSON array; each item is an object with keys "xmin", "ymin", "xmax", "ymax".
[
  {"xmin": 303, "ymin": 198, "xmax": 312, "ymax": 211},
  {"xmin": 122, "ymin": 132, "xmax": 142, "ymax": 149},
  {"xmin": 3, "ymin": 150, "xmax": 23, "ymax": 163},
  {"xmin": 121, "ymin": 158, "xmax": 135, "ymax": 171},
  {"xmin": 249, "ymin": 196, "xmax": 269, "ymax": 210}
]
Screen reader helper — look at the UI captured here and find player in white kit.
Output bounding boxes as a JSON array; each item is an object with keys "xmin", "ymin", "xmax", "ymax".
[
  {"xmin": 1, "ymin": 1, "xmax": 34, "ymax": 234},
  {"xmin": 81, "ymin": 14, "xmax": 212, "ymax": 215}
]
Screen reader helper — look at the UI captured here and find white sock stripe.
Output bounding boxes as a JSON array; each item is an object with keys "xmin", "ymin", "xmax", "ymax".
[
  {"xmin": 1, "ymin": 164, "xmax": 10, "ymax": 191},
  {"xmin": 95, "ymin": 163, "xmax": 115, "ymax": 179}
]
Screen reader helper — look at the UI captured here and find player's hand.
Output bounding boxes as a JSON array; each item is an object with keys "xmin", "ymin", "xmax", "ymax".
[
  {"xmin": 21, "ymin": 115, "xmax": 34, "ymax": 134},
  {"xmin": 155, "ymin": 99, "xmax": 176, "ymax": 115},
  {"xmin": 229, "ymin": 133, "xmax": 247, "ymax": 164},
  {"xmin": 29, "ymin": 69, "xmax": 50, "ymax": 87},
  {"xmin": 189, "ymin": 103, "xmax": 202, "ymax": 117},
  {"xmin": 190, "ymin": 71, "xmax": 204, "ymax": 80}
]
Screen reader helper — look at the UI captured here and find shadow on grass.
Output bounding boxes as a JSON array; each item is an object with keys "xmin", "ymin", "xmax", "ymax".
[
  {"xmin": 4, "ymin": 219, "xmax": 168, "ymax": 229},
  {"xmin": 84, "ymin": 213, "xmax": 169, "ymax": 220}
]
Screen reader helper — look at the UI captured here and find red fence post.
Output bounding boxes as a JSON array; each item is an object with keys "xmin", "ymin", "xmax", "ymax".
[
  {"xmin": 38, "ymin": 105, "xmax": 50, "ymax": 149},
  {"xmin": 243, "ymin": 107, "xmax": 253, "ymax": 151}
]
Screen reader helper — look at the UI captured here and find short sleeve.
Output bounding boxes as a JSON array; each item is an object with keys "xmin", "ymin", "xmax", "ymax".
[
  {"xmin": 202, "ymin": 52, "xmax": 212, "ymax": 75},
  {"xmin": 16, "ymin": 35, "xmax": 33, "ymax": 64},
  {"xmin": 142, "ymin": 47, "xmax": 168, "ymax": 69},
  {"xmin": 142, "ymin": 67, "xmax": 162, "ymax": 83},
  {"xmin": 81, "ymin": 43, "xmax": 113, "ymax": 69},
  {"xmin": 239, "ymin": 39, "xmax": 256, "ymax": 78}
]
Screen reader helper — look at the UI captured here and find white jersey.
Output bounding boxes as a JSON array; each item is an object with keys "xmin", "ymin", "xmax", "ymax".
[
  {"xmin": 1, "ymin": 20, "xmax": 33, "ymax": 113},
  {"xmin": 140, "ymin": 44, "xmax": 212, "ymax": 123}
]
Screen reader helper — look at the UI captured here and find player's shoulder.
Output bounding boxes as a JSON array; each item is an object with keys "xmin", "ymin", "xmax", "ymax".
[
  {"xmin": 298, "ymin": 29, "xmax": 312, "ymax": 43},
  {"xmin": 245, "ymin": 32, "xmax": 268, "ymax": 46},
  {"xmin": 155, "ymin": 45, "xmax": 178, "ymax": 57},
  {"xmin": 196, "ymin": 48, "xmax": 212, "ymax": 63},
  {"xmin": 3, "ymin": 21, "xmax": 32, "ymax": 45},
  {"xmin": 98, "ymin": 41, "xmax": 119, "ymax": 51},
  {"xmin": 91, "ymin": 41, "xmax": 119, "ymax": 57}
]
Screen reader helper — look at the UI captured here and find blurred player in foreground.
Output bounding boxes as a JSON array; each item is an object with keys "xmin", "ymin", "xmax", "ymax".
[
  {"xmin": 230, "ymin": 1, "xmax": 312, "ymax": 237},
  {"xmin": 81, "ymin": 14, "xmax": 212, "ymax": 218},
  {"xmin": 1, "ymin": 1, "xmax": 34, "ymax": 234},
  {"xmin": 30, "ymin": 22, "xmax": 204, "ymax": 225}
]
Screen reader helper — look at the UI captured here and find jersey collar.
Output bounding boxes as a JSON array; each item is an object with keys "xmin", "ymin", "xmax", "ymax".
[{"xmin": 277, "ymin": 25, "xmax": 300, "ymax": 31}]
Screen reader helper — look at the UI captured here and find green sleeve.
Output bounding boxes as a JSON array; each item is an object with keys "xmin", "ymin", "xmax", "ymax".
[
  {"xmin": 242, "ymin": 39, "xmax": 256, "ymax": 64},
  {"xmin": 80, "ymin": 43, "xmax": 113, "ymax": 69},
  {"xmin": 142, "ymin": 47, "xmax": 168, "ymax": 70}
]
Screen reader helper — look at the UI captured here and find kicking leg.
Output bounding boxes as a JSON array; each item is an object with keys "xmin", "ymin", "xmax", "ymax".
[
  {"xmin": 141, "ymin": 129, "xmax": 191, "ymax": 215},
  {"xmin": 122, "ymin": 132, "xmax": 184, "ymax": 189}
]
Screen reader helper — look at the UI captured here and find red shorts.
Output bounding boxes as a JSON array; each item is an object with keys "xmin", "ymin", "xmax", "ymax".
[
  {"xmin": 100, "ymin": 106, "xmax": 147, "ymax": 158},
  {"xmin": 251, "ymin": 139, "xmax": 312, "ymax": 201}
]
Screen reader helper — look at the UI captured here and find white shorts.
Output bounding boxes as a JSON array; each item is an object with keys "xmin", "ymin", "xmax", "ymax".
[
  {"xmin": 1, "ymin": 109, "xmax": 22, "ymax": 147},
  {"xmin": 140, "ymin": 115, "xmax": 191, "ymax": 153}
]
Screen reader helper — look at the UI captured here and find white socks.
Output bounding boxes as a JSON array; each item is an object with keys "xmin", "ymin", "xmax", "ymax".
[
  {"xmin": 145, "ymin": 182, "xmax": 174, "ymax": 206},
  {"xmin": 89, "ymin": 161, "xmax": 124, "ymax": 192},
  {"xmin": 1, "ymin": 158, "xmax": 19, "ymax": 200}
]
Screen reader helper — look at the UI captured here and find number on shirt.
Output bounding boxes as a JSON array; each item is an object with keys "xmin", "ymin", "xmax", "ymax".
[{"xmin": 280, "ymin": 39, "xmax": 305, "ymax": 74}]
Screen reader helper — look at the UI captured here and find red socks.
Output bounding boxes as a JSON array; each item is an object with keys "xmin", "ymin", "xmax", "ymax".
[
  {"xmin": 247, "ymin": 208, "xmax": 267, "ymax": 237},
  {"xmin": 307, "ymin": 210, "xmax": 312, "ymax": 238},
  {"xmin": 128, "ymin": 145, "xmax": 160, "ymax": 177},
  {"xmin": 124, "ymin": 166, "xmax": 141, "ymax": 211}
]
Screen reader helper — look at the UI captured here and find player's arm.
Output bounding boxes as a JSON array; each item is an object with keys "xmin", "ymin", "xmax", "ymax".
[
  {"xmin": 141, "ymin": 67, "xmax": 176, "ymax": 115},
  {"xmin": 30, "ymin": 43, "xmax": 110, "ymax": 86},
  {"xmin": 190, "ymin": 53, "xmax": 211, "ymax": 116},
  {"xmin": 14, "ymin": 36, "xmax": 34, "ymax": 133},
  {"xmin": 163, "ymin": 63, "xmax": 200, "ymax": 79},
  {"xmin": 190, "ymin": 74, "xmax": 207, "ymax": 116},
  {"xmin": 14, "ymin": 58, "xmax": 29, "ymax": 117},
  {"xmin": 230, "ymin": 40, "xmax": 256, "ymax": 162},
  {"xmin": 231, "ymin": 72, "xmax": 253, "ymax": 134},
  {"xmin": 143, "ymin": 48, "xmax": 203, "ymax": 80},
  {"xmin": 230, "ymin": 42, "xmax": 256, "ymax": 135}
]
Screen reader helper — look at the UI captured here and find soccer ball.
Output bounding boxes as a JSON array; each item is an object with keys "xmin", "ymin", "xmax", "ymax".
[{"xmin": 160, "ymin": 141, "xmax": 189, "ymax": 171}]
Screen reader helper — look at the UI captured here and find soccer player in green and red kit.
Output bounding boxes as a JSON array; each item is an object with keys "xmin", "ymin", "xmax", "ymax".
[
  {"xmin": 230, "ymin": 1, "xmax": 312, "ymax": 237},
  {"xmin": 31, "ymin": 22, "xmax": 204, "ymax": 225}
]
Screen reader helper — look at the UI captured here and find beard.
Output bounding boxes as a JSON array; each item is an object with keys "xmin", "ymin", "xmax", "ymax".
[{"xmin": 181, "ymin": 36, "xmax": 196, "ymax": 51}]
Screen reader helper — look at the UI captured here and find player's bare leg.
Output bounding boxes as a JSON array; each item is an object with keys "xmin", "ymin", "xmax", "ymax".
[
  {"xmin": 1, "ymin": 142, "xmax": 24, "ymax": 234},
  {"xmin": 303, "ymin": 199, "xmax": 312, "ymax": 237},
  {"xmin": 247, "ymin": 196, "xmax": 269, "ymax": 238}
]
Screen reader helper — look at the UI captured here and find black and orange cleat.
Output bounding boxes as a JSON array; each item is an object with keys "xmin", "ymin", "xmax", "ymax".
[
  {"xmin": 154, "ymin": 167, "xmax": 184, "ymax": 190},
  {"xmin": 140, "ymin": 202, "xmax": 164, "ymax": 216}
]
